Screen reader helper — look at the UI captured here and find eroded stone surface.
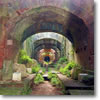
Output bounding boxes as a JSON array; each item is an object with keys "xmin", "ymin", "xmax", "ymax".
[
  {"xmin": 2, "ymin": 60, "xmax": 13, "ymax": 80},
  {"xmin": 13, "ymin": 63, "xmax": 28, "ymax": 78}
]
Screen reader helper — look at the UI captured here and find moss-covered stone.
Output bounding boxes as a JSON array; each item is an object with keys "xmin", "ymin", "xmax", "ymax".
[
  {"xmin": 26, "ymin": 59, "xmax": 38, "ymax": 68},
  {"xmin": 13, "ymin": 63, "xmax": 28, "ymax": 78},
  {"xmin": 71, "ymin": 67, "xmax": 81, "ymax": 80},
  {"xmin": 0, "ymin": 87, "xmax": 23, "ymax": 95},
  {"xmin": 2, "ymin": 60, "xmax": 13, "ymax": 80},
  {"xmin": 0, "ymin": 69, "xmax": 2, "ymax": 80}
]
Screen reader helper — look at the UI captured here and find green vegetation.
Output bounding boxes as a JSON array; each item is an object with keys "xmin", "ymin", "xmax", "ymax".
[
  {"xmin": 48, "ymin": 72, "xmax": 61, "ymax": 86},
  {"xmin": 59, "ymin": 61, "xmax": 80, "ymax": 77},
  {"xmin": 69, "ymin": 48, "xmax": 74, "ymax": 55},
  {"xmin": 48, "ymin": 67, "xmax": 52, "ymax": 72},
  {"xmin": 48, "ymin": 72, "xmax": 58, "ymax": 79},
  {"xmin": 59, "ymin": 67, "xmax": 71, "ymax": 77},
  {"xmin": 54, "ymin": 56, "xmax": 68, "ymax": 70},
  {"xmin": 0, "ymin": 87, "xmax": 23, "ymax": 95},
  {"xmin": 21, "ymin": 85, "xmax": 32, "ymax": 95},
  {"xmin": 41, "ymin": 67, "xmax": 46, "ymax": 73},
  {"xmin": 57, "ymin": 56, "xmax": 68, "ymax": 64},
  {"xmin": 32, "ymin": 64, "xmax": 41, "ymax": 73},
  {"xmin": 0, "ymin": 81, "xmax": 32, "ymax": 95},
  {"xmin": 65, "ymin": 61, "xmax": 78, "ymax": 70},
  {"xmin": 34, "ymin": 73, "xmax": 44, "ymax": 84},
  {"xmin": 50, "ymin": 77, "xmax": 61, "ymax": 86},
  {"xmin": 18, "ymin": 50, "xmax": 32, "ymax": 64},
  {"xmin": 48, "ymin": 72, "xmax": 66, "ymax": 94}
]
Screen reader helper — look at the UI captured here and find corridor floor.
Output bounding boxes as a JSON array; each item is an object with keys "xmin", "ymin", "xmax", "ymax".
[{"xmin": 30, "ymin": 81, "xmax": 63, "ymax": 95}]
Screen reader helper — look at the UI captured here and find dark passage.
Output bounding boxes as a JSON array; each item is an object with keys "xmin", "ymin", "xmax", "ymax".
[{"xmin": 44, "ymin": 56, "xmax": 50, "ymax": 62}]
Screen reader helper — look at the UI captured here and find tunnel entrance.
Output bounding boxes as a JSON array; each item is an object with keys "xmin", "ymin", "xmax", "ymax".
[{"xmin": 44, "ymin": 56, "xmax": 50, "ymax": 62}]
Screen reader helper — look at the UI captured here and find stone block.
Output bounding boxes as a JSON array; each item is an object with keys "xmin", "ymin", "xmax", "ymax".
[
  {"xmin": 26, "ymin": 68, "xmax": 32, "ymax": 74},
  {"xmin": 71, "ymin": 67, "xmax": 81, "ymax": 80},
  {"xmin": 13, "ymin": 63, "xmax": 28, "ymax": 78},
  {"xmin": 2, "ymin": 60, "xmax": 13, "ymax": 80},
  {"xmin": 78, "ymin": 73, "xmax": 88, "ymax": 82},
  {"xmin": 12, "ymin": 72, "xmax": 21, "ymax": 81},
  {"xmin": 0, "ymin": 59, "xmax": 3, "ymax": 69},
  {"xmin": 0, "ymin": 69, "xmax": 2, "ymax": 80},
  {"xmin": 7, "ymin": 40, "xmax": 13, "ymax": 45}
]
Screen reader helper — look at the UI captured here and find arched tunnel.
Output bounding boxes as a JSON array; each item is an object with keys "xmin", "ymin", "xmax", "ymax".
[
  {"xmin": 0, "ymin": 0, "xmax": 94, "ymax": 86},
  {"xmin": 11, "ymin": 6, "xmax": 89, "ymax": 67},
  {"xmin": 23, "ymin": 37, "xmax": 65, "ymax": 65},
  {"xmin": 22, "ymin": 32, "xmax": 73, "ymax": 67},
  {"xmin": 0, "ymin": 6, "xmax": 91, "ymax": 79},
  {"xmin": 0, "ymin": 0, "xmax": 94, "ymax": 95}
]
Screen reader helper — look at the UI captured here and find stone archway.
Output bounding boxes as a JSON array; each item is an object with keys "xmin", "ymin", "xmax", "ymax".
[
  {"xmin": 33, "ymin": 44, "xmax": 61, "ymax": 62},
  {"xmin": 5, "ymin": 6, "xmax": 89, "ymax": 67},
  {"xmin": 32, "ymin": 38, "xmax": 63, "ymax": 58},
  {"xmin": 0, "ymin": 6, "xmax": 90, "ymax": 80}
]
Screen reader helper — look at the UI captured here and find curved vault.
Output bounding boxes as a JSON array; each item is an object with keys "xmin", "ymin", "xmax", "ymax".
[
  {"xmin": 23, "ymin": 38, "xmax": 63, "ymax": 62},
  {"xmin": 23, "ymin": 32, "xmax": 72, "ymax": 61},
  {"xmin": 32, "ymin": 39, "xmax": 62, "ymax": 61},
  {"xmin": 5, "ymin": 6, "xmax": 89, "ymax": 69},
  {"xmin": 7, "ymin": 6, "xmax": 88, "ymax": 48}
]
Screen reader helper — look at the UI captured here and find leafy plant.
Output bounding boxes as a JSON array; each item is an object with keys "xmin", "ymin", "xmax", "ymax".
[
  {"xmin": 53, "ymin": 63, "xmax": 60, "ymax": 70},
  {"xmin": 65, "ymin": 61, "xmax": 77, "ymax": 70},
  {"xmin": 34, "ymin": 73, "xmax": 44, "ymax": 84},
  {"xmin": 51, "ymin": 77, "xmax": 60, "ymax": 86},
  {"xmin": 59, "ymin": 67, "xmax": 71, "ymax": 77},
  {"xmin": 59, "ymin": 67, "xmax": 65, "ymax": 74},
  {"xmin": 53, "ymin": 57, "xmax": 68, "ymax": 70},
  {"xmin": 32, "ymin": 64, "xmax": 41, "ymax": 73},
  {"xmin": 48, "ymin": 72, "xmax": 61, "ymax": 86},
  {"xmin": 18, "ymin": 50, "xmax": 27, "ymax": 57},
  {"xmin": 47, "ymin": 72, "xmax": 66, "ymax": 93},
  {"xmin": 48, "ymin": 72, "xmax": 58, "ymax": 79},
  {"xmin": 20, "ymin": 55, "xmax": 32, "ymax": 64},
  {"xmin": 18, "ymin": 50, "xmax": 32, "ymax": 64},
  {"xmin": 57, "ymin": 56, "xmax": 68, "ymax": 64},
  {"xmin": 59, "ymin": 61, "xmax": 79, "ymax": 77},
  {"xmin": 48, "ymin": 67, "xmax": 52, "ymax": 72}
]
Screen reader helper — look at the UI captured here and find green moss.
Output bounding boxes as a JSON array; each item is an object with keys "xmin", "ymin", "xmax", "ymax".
[
  {"xmin": 53, "ymin": 57, "xmax": 68, "ymax": 70},
  {"xmin": 48, "ymin": 72, "xmax": 58, "ymax": 79},
  {"xmin": 21, "ymin": 85, "xmax": 32, "ymax": 95},
  {"xmin": 48, "ymin": 72, "xmax": 61, "ymax": 86},
  {"xmin": 51, "ymin": 77, "xmax": 61, "ymax": 86},
  {"xmin": 18, "ymin": 50, "xmax": 32, "ymax": 64},
  {"xmin": 32, "ymin": 64, "xmax": 41, "ymax": 73},
  {"xmin": 65, "ymin": 61, "xmax": 78, "ymax": 70},
  {"xmin": 71, "ymin": 67, "xmax": 81, "ymax": 80},
  {"xmin": 41, "ymin": 67, "xmax": 46, "ymax": 73},
  {"xmin": 47, "ymin": 72, "xmax": 66, "ymax": 94},
  {"xmin": 59, "ymin": 67, "xmax": 71, "ymax": 77},
  {"xmin": 34, "ymin": 73, "xmax": 44, "ymax": 84},
  {"xmin": 0, "ymin": 87, "xmax": 23, "ymax": 95},
  {"xmin": 59, "ymin": 61, "xmax": 80, "ymax": 77},
  {"xmin": 69, "ymin": 48, "xmax": 74, "ymax": 55},
  {"xmin": 57, "ymin": 56, "xmax": 68, "ymax": 64}
]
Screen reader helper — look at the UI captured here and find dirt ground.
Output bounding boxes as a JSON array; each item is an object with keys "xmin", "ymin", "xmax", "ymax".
[{"xmin": 30, "ymin": 81, "xmax": 63, "ymax": 95}]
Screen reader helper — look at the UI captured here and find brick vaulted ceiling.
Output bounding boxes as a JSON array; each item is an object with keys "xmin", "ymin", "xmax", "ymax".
[
  {"xmin": 0, "ymin": 0, "xmax": 94, "ymax": 70},
  {"xmin": 0, "ymin": 0, "xmax": 93, "ymax": 48},
  {"xmin": 0, "ymin": 0, "xmax": 94, "ymax": 46}
]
